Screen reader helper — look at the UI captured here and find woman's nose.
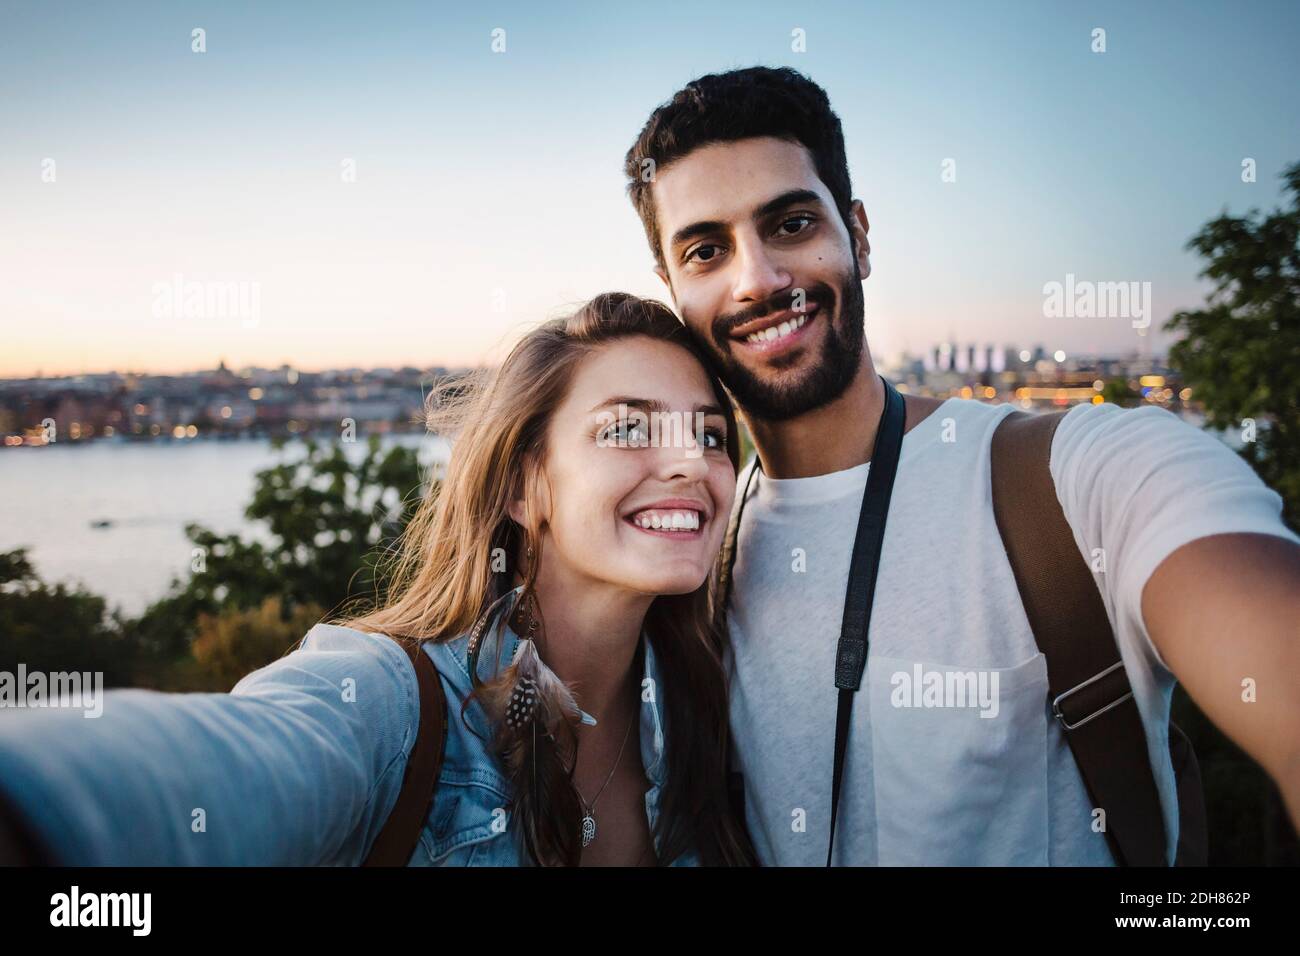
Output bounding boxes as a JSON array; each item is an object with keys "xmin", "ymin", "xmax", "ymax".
[{"xmin": 655, "ymin": 430, "xmax": 711, "ymax": 481}]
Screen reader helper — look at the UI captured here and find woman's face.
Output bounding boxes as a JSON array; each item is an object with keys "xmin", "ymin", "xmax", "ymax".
[{"xmin": 531, "ymin": 336, "xmax": 736, "ymax": 597}]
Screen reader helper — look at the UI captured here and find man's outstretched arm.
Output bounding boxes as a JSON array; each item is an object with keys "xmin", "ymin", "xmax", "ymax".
[{"xmin": 1142, "ymin": 532, "xmax": 1300, "ymax": 829}]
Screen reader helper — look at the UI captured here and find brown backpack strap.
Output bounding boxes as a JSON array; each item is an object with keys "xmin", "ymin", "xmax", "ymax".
[
  {"xmin": 990, "ymin": 409, "xmax": 1170, "ymax": 866},
  {"xmin": 361, "ymin": 636, "xmax": 449, "ymax": 866},
  {"xmin": 716, "ymin": 458, "xmax": 759, "ymax": 624},
  {"xmin": 715, "ymin": 458, "xmax": 760, "ymax": 829}
]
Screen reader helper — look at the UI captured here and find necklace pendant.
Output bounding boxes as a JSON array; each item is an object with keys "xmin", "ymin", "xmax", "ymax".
[{"xmin": 581, "ymin": 812, "xmax": 596, "ymax": 847}]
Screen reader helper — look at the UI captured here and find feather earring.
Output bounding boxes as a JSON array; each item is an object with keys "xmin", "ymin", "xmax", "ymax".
[
  {"xmin": 487, "ymin": 603, "xmax": 592, "ymax": 859},
  {"xmin": 488, "ymin": 637, "xmax": 593, "ymax": 736},
  {"xmin": 479, "ymin": 603, "xmax": 597, "ymax": 750},
  {"xmin": 469, "ymin": 585, "xmax": 596, "ymax": 863}
]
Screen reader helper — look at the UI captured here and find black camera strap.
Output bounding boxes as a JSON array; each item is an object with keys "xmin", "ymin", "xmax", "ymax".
[
  {"xmin": 719, "ymin": 374, "xmax": 906, "ymax": 866},
  {"xmin": 825, "ymin": 375, "xmax": 905, "ymax": 865}
]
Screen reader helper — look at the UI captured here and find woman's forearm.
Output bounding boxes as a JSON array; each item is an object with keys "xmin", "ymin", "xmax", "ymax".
[{"xmin": 0, "ymin": 628, "xmax": 419, "ymax": 866}]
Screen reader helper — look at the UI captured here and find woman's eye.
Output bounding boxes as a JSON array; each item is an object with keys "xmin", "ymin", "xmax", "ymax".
[
  {"xmin": 703, "ymin": 428, "xmax": 726, "ymax": 449},
  {"xmin": 600, "ymin": 421, "xmax": 650, "ymax": 445}
]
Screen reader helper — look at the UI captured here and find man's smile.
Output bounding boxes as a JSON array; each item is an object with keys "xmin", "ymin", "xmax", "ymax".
[{"xmin": 728, "ymin": 303, "xmax": 821, "ymax": 357}]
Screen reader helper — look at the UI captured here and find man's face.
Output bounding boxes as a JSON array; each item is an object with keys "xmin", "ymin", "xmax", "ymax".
[{"xmin": 650, "ymin": 136, "xmax": 871, "ymax": 422}]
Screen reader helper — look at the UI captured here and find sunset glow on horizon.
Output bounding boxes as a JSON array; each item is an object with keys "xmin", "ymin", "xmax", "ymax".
[{"xmin": 4, "ymin": 1, "xmax": 1299, "ymax": 378}]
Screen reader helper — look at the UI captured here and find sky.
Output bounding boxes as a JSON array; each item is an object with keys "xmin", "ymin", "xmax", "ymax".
[{"xmin": 2, "ymin": 0, "xmax": 1298, "ymax": 377}]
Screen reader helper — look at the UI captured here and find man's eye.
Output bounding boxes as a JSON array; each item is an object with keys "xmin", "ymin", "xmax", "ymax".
[
  {"xmin": 777, "ymin": 215, "xmax": 813, "ymax": 237},
  {"xmin": 687, "ymin": 244, "xmax": 721, "ymax": 264}
]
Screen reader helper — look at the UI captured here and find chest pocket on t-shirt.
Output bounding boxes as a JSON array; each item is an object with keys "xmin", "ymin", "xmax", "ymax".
[{"xmin": 866, "ymin": 650, "xmax": 1051, "ymax": 865}]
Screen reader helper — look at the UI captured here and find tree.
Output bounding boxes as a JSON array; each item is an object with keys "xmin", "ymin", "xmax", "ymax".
[
  {"xmin": 1100, "ymin": 378, "xmax": 1139, "ymax": 407},
  {"xmin": 185, "ymin": 596, "xmax": 328, "ymax": 692},
  {"xmin": 1164, "ymin": 161, "xmax": 1300, "ymax": 863},
  {"xmin": 1165, "ymin": 161, "xmax": 1300, "ymax": 531},
  {"xmin": 0, "ymin": 548, "xmax": 140, "ymax": 687},
  {"xmin": 120, "ymin": 435, "xmax": 427, "ymax": 683}
]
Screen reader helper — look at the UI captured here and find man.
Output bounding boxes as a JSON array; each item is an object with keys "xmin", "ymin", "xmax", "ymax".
[{"xmin": 622, "ymin": 66, "xmax": 1300, "ymax": 865}]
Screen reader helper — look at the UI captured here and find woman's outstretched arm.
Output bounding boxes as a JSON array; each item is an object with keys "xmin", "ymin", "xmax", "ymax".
[{"xmin": 0, "ymin": 624, "xmax": 419, "ymax": 866}]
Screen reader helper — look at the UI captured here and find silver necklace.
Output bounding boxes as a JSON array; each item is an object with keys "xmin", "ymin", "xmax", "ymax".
[{"xmin": 576, "ymin": 712, "xmax": 635, "ymax": 847}]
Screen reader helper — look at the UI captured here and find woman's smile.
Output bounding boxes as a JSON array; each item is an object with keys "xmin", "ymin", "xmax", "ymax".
[{"xmin": 622, "ymin": 498, "xmax": 710, "ymax": 540}]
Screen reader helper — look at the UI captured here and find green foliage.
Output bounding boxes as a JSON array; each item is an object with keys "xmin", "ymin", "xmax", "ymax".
[
  {"xmin": 1163, "ymin": 161, "xmax": 1300, "ymax": 863},
  {"xmin": 1100, "ymin": 378, "xmax": 1140, "ymax": 406},
  {"xmin": 184, "ymin": 596, "xmax": 328, "ymax": 693},
  {"xmin": 0, "ymin": 436, "xmax": 429, "ymax": 690},
  {"xmin": 0, "ymin": 547, "xmax": 138, "ymax": 687},
  {"xmin": 1165, "ymin": 161, "xmax": 1300, "ymax": 531},
  {"xmin": 119, "ymin": 435, "xmax": 425, "ymax": 684}
]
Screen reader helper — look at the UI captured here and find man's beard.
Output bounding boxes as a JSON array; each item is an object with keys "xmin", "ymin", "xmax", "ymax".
[{"xmin": 699, "ymin": 263, "xmax": 865, "ymax": 423}]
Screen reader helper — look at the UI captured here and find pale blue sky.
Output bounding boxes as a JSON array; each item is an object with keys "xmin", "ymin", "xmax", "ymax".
[{"xmin": 2, "ymin": 0, "xmax": 1297, "ymax": 375}]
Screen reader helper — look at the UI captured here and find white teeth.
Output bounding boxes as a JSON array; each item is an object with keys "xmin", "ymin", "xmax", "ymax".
[
  {"xmin": 630, "ymin": 509, "xmax": 702, "ymax": 532},
  {"xmin": 745, "ymin": 313, "xmax": 810, "ymax": 345}
]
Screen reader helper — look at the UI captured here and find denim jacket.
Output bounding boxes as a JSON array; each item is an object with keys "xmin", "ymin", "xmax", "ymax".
[{"xmin": 0, "ymin": 590, "xmax": 700, "ymax": 866}]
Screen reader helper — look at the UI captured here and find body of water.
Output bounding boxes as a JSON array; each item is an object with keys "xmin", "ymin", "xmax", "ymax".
[
  {"xmin": 0, "ymin": 435, "xmax": 450, "ymax": 618},
  {"xmin": 0, "ymin": 407, "xmax": 1240, "ymax": 619}
]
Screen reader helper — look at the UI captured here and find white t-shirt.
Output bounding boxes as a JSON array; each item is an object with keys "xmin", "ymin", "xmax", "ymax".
[{"xmin": 725, "ymin": 397, "xmax": 1299, "ymax": 866}]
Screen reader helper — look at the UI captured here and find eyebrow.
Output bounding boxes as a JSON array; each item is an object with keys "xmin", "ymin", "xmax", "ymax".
[
  {"xmin": 587, "ymin": 396, "xmax": 728, "ymax": 418},
  {"xmin": 667, "ymin": 188, "xmax": 826, "ymax": 253}
]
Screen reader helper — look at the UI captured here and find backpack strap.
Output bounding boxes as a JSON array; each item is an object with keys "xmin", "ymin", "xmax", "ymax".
[
  {"xmin": 715, "ymin": 457, "xmax": 760, "ymax": 629},
  {"xmin": 990, "ymin": 408, "xmax": 1169, "ymax": 866},
  {"xmin": 361, "ymin": 636, "xmax": 449, "ymax": 866},
  {"xmin": 716, "ymin": 458, "xmax": 761, "ymax": 827}
]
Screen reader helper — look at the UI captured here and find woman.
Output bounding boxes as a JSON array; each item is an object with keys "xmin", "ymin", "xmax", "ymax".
[{"xmin": 0, "ymin": 292, "xmax": 756, "ymax": 866}]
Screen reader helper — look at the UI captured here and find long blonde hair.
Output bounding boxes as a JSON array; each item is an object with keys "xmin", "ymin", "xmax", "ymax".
[{"xmin": 336, "ymin": 292, "xmax": 755, "ymax": 866}]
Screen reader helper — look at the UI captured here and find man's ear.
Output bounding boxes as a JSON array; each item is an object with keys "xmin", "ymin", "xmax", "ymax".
[
  {"xmin": 849, "ymin": 200, "xmax": 871, "ymax": 279},
  {"xmin": 654, "ymin": 263, "xmax": 673, "ymax": 298}
]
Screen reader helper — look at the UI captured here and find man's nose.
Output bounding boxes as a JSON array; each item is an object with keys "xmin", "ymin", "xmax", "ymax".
[{"xmin": 731, "ymin": 232, "xmax": 791, "ymax": 304}]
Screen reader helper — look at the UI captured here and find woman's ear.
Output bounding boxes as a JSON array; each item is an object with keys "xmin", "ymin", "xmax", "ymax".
[
  {"xmin": 506, "ymin": 498, "xmax": 527, "ymax": 525},
  {"xmin": 507, "ymin": 459, "xmax": 552, "ymax": 528}
]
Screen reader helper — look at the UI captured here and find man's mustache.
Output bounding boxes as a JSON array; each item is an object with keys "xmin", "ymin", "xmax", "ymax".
[{"xmin": 712, "ymin": 285, "xmax": 835, "ymax": 343}]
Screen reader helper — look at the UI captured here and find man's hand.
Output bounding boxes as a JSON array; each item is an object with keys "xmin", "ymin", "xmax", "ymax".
[{"xmin": 1142, "ymin": 532, "xmax": 1300, "ymax": 830}]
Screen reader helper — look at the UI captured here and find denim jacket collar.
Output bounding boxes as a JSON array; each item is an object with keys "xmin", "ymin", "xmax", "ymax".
[{"xmin": 467, "ymin": 586, "xmax": 669, "ymax": 790}]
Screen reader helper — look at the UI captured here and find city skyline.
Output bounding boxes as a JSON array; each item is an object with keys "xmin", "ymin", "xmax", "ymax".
[{"xmin": 1, "ymin": 332, "xmax": 1163, "ymax": 384}]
